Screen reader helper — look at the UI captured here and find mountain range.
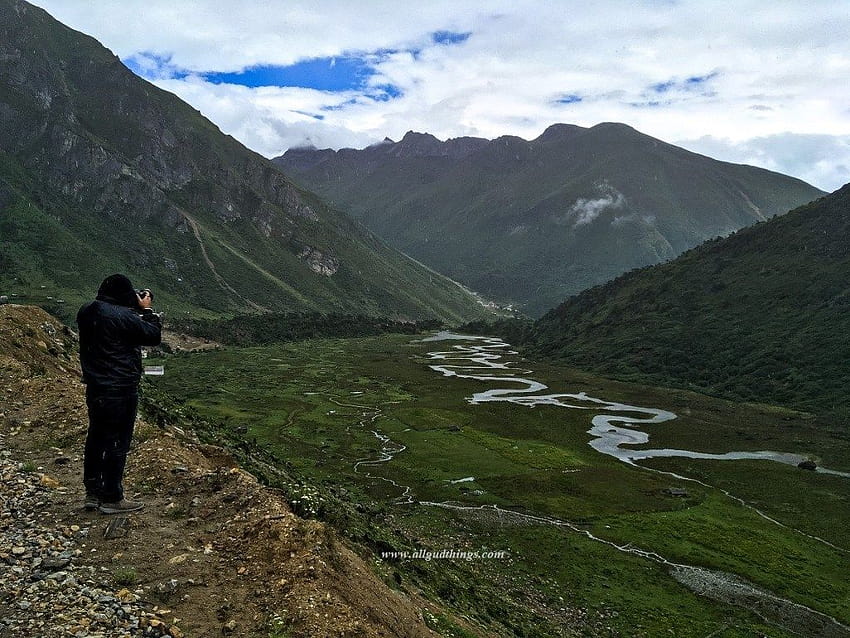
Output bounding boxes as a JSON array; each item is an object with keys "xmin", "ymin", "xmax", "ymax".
[
  {"xmin": 277, "ymin": 125, "xmax": 824, "ymax": 315},
  {"xmin": 0, "ymin": 0, "xmax": 484, "ymax": 323}
]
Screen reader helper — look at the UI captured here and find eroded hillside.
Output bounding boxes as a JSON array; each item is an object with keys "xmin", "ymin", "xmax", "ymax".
[{"xmin": 0, "ymin": 304, "xmax": 463, "ymax": 637}]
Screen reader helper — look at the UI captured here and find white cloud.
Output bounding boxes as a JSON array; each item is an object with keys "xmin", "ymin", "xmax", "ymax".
[
  {"xmin": 567, "ymin": 183, "xmax": 626, "ymax": 227},
  {"xmin": 30, "ymin": 0, "xmax": 850, "ymax": 190}
]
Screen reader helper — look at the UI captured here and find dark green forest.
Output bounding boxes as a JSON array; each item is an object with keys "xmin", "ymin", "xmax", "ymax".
[{"xmin": 466, "ymin": 185, "xmax": 850, "ymax": 421}]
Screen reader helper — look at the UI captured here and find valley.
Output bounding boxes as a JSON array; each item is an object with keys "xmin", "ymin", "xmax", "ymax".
[
  {"xmin": 148, "ymin": 332, "xmax": 850, "ymax": 637},
  {"xmin": 2, "ymin": 3, "xmax": 848, "ymax": 636}
]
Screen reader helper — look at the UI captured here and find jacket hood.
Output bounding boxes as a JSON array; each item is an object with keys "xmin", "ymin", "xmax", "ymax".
[{"xmin": 96, "ymin": 274, "xmax": 137, "ymax": 308}]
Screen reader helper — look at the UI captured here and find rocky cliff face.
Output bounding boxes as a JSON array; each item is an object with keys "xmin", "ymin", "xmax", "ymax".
[
  {"xmin": 0, "ymin": 0, "xmax": 484, "ymax": 322},
  {"xmin": 0, "ymin": 0, "xmax": 312, "ymax": 234}
]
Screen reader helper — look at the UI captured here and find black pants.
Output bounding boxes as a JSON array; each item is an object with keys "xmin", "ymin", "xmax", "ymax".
[{"xmin": 84, "ymin": 385, "xmax": 138, "ymax": 503}]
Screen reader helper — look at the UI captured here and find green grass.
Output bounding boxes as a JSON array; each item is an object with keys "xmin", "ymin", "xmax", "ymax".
[
  {"xmin": 145, "ymin": 333, "xmax": 850, "ymax": 636},
  {"xmin": 113, "ymin": 566, "xmax": 139, "ymax": 587},
  {"xmin": 422, "ymin": 609, "xmax": 480, "ymax": 637}
]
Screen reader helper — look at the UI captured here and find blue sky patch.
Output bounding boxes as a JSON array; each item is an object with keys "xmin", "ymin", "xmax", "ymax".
[
  {"xmin": 650, "ymin": 71, "xmax": 719, "ymax": 95},
  {"xmin": 651, "ymin": 79, "xmax": 677, "ymax": 94},
  {"xmin": 556, "ymin": 94, "xmax": 583, "ymax": 104},
  {"xmin": 202, "ymin": 57, "xmax": 372, "ymax": 91},
  {"xmin": 123, "ymin": 51, "xmax": 405, "ymax": 102},
  {"xmin": 122, "ymin": 55, "xmax": 148, "ymax": 77},
  {"xmin": 432, "ymin": 30, "xmax": 471, "ymax": 45},
  {"xmin": 372, "ymin": 84, "xmax": 403, "ymax": 100},
  {"xmin": 686, "ymin": 71, "xmax": 720, "ymax": 86},
  {"xmin": 122, "ymin": 29, "xmax": 470, "ymax": 98},
  {"xmin": 320, "ymin": 98, "xmax": 361, "ymax": 112}
]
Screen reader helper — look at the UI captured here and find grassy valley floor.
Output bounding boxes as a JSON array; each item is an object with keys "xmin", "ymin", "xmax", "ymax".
[{"xmin": 148, "ymin": 333, "xmax": 850, "ymax": 637}]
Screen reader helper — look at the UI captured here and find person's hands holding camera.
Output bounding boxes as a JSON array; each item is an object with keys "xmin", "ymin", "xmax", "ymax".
[
  {"xmin": 136, "ymin": 288, "xmax": 162, "ymax": 325},
  {"xmin": 136, "ymin": 289, "xmax": 153, "ymax": 310}
]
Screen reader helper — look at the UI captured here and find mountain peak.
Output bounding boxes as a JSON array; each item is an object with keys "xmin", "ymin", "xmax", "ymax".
[
  {"xmin": 401, "ymin": 130, "xmax": 439, "ymax": 142},
  {"xmin": 589, "ymin": 122, "xmax": 641, "ymax": 136},
  {"xmin": 389, "ymin": 131, "xmax": 442, "ymax": 156},
  {"xmin": 592, "ymin": 121, "xmax": 636, "ymax": 130},
  {"xmin": 384, "ymin": 131, "xmax": 487, "ymax": 159},
  {"xmin": 273, "ymin": 122, "xmax": 823, "ymax": 316},
  {"xmin": 536, "ymin": 123, "xmax": 586, "ymax": 142}
]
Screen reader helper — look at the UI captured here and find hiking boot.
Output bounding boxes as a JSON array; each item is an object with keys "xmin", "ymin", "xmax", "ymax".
[
  {"xmin": 98, "ymin": 499, "xmax": 144, "ymax": 514},
  {"xmin": 84, "ymin": 492, "xmax": 100, "ymax": 511}
]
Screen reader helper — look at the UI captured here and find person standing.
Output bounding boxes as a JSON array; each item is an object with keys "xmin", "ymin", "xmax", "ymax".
[{"xmin": 76, "ymin": 274, "xmax": 162, "ymax": 514}]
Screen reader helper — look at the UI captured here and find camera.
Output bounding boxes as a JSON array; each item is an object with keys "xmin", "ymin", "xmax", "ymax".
[{"xmin": 136, "ymin": 289, "xmax": 162, "ymax": 323}]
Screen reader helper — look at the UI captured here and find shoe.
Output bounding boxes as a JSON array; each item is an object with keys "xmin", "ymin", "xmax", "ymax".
[
  {"xmin": 98, "ymin": 499, "xmax": 144, "ymax": 514},
  {"xmin": 84, "ymin": 492, "xmax": 100, "ymax": 510}
]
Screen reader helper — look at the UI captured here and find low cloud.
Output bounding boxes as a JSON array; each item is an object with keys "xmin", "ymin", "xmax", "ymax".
[{"xmin": 567, "ymin": 182, "xmax": 626, "ymax": 227}]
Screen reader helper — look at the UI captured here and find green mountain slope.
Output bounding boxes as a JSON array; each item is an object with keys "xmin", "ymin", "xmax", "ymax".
[
  {"xmin": 276, "ymin": 124, "xmax": 823, "ymax": 316},
  {"xmin": 0, "ymin": 0, "xmax": 485, "ymax": 323},
  {"xmin": 528, "ymin": 184, "xmax": 850, "ymax": 418}
]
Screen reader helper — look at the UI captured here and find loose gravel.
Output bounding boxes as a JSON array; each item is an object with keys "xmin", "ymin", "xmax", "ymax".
[{"xmin": 0, "ymin": 435, "xmax": 181, "ymax": 637}]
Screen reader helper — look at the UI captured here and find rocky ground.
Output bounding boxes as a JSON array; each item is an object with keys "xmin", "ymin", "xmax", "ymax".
[
  {"xmin": 0, "ymin": 440, "xmax": 185, "ymax": 637},
  {"xmin": 0, "ymin": 305, "xmax": 455, "ymax": 637}
]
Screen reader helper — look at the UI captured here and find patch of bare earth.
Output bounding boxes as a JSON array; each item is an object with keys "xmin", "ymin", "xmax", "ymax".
[
  {"xmin": 0, "ymin": 305, "xmax": 462, "ymax": 637},
  {"xmin": 159, "ymin": 330, "xmax": 220, "ymax": 353}
]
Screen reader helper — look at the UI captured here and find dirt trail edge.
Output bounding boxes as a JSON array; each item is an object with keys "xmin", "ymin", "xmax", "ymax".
[{"xmin": 0, "ymin": 304, "xmax": 454, "ymax": 638}]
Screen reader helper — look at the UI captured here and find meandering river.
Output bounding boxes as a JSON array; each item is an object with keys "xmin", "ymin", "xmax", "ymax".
[
  {"xmin": 410, "ymin": 332, "xmax": 850, "ymax": 634},
  {"xmin": 333, "ymin": 331, "xmax": 850, "ymax": 634},
  {"xmin": 423, "ymin": 331, "xmax": 850, "ymax": 477}
]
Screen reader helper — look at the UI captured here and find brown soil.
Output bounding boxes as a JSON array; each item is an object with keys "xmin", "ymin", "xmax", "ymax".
[
  {"xmin": 0, "ymin": 305, "xmax": 457, "ymax": 637},
  {"xmin": 159, "ymin": 330, "xmax": 221, "ymax": 353}
]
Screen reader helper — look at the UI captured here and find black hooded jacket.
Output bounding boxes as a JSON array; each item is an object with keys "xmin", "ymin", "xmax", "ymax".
[{"xmin": 76, "ymin": 275, "xmax": 162, "ymax": 390}]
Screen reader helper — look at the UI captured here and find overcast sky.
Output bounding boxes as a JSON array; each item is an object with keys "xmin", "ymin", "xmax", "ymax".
[{"xmin": 32, "ymin": 0, "xmax": 850, "ymax": 191}]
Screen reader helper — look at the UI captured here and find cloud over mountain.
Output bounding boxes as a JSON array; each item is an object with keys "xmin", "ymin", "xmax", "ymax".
[
  {"xmin": 31, "ymin": 0, "xmax": 850, "ymax": 190},
  {"xmin": 567, "ymin": 183, "xmax": 626, "ymax": 227}
]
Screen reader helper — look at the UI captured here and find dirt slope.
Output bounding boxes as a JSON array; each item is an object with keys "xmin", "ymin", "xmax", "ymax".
[{"xmin": 0, "ymin": 304, "xmax": 448, "ymax": 637}]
